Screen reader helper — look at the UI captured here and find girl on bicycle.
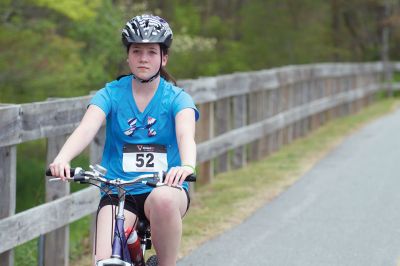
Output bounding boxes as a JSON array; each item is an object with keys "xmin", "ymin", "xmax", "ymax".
[{"xmin": 48, "ymin": 14, "xmax": 199, "ymax": 266}]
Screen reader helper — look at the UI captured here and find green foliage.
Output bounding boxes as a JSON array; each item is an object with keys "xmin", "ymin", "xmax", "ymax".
[
  {"xmin": 202, "ymin": 15, "xmax": 229, "ymax": 38},
  {"xmin": 15, "ymin": 239, "xmax": 38, "ymax": 266},
  {"xmin": 16, "ymin": 140, "xmax": 46, "ymax": 212},
  {"xmin": 1, "ymin": 0, "xmax": 400, "ymax": 103},
  {"xmin": 66, "ymin": 0, "xmax": 127, "ymax": 89},
  {"xmin": 0, "ymin": 0, "xmax": 113, "ymax": 103},
  {"xmin": 0, "ymin": 25, "xmax": 90, "ymax": 103},
  {"xmin": 30, "ymin": 0, "xmax": 102, "ymax": 21},
  {"xmin": 172, "ymin": 3, "xmax": 201, "ymax": 35}
]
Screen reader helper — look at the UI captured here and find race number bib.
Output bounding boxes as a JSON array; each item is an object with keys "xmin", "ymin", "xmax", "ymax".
[{"xmin": 122, "ymin": 144, "xmax": 167, "ymax": 172}]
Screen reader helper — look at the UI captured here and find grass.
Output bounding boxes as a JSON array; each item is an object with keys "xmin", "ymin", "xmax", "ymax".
[{"xmin": 15, "ymin": 95, "xmax": 400, "ymax": 265}]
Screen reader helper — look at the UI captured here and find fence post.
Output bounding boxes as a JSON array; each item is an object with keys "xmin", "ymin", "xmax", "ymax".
[
  {"xmin": 286, "ymin": 81, "xmax": 293, "ymax": 139},
  {"xmin": 303, "ymin": 82, "xmax": 310, "ymax": 137},
  {"xmin": 333, "ymin": 76, "xmax": 340, "ymax": 119},
  {"xmin": 342, "ymin": 72, "xmax": 347, "ymax": 117},
  {"xmin": 196, "ymin": 102, "xmax": 214, "ymax": 184},
  {"xmin": 280, "ymin": 85, "xmax": 289, "ymax": 145},
  {"xmin": 318, "ymin": 77, "xmax": 325, "ymax": 126},
  {"xmin": 215, "ymin": 98, "xmax": 231, "ymax": 173},
  {"xmin": 276, "ymin": 87, "xmax": 285, "ymax": 151},
  {"xmin": 0, "ymin": 104, "xmax": 19, "ymax": 266},
  {"xmin": 259, "ymin": 90, "xmax": 271, "ymax": 156},
  {"xmin": 344, "ymin": 76, "xmax": 351, "ymax": 116},
  {"xmin": 349, "ymin": 73, "xmax": 357, "ymax": 113},
  {"xmin": 293, "ymin": 82, "xmax": 302, "ymax": 139},
  {"xmin": 232, "ymin": 95, "xmax": 247, "ymax": 169},
  {"xmin": 265, "ymin": 89, "xmax": 275, "ymax": 154},
  {"xmin": 88, "ymin": 125, "xmax": 106, "ymax": 254},
  {"xmin": 44, "ymin": 135, "xmax": 69, "ymax": 266},
  {"xmin": 248, "ymin": 92, "xmax": 263, "ymax": 161},
  {"xmin": 326, "ymin": 77, "xmax": 334, "ymax": 121},
  {"xmin": 0, "ymin": 145, "xmax": 17, "ymax": 266},
  {"xmin": 270, "ymin": 89, "xmax": 279, "ymax": 152}
]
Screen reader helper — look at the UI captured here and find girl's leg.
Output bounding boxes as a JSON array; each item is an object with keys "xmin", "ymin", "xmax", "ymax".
[
  {"xmin": 144, "ymin": 187, "xmax": 188, "ymax": 266},
  {"xmin": 93, "ymin": 205, "xmax": 138, "ymax": 264}
]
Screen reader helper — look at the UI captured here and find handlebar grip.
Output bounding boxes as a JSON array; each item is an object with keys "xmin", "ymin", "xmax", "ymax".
[
  {"xmin": 161, "ymin": 172, "xmax": 196, "ymax": 182},
  {"xmin": 185, "ymin": 174, "xmax": 196, "ymax": 182},
  {"xmin": 45, "ymin": 168, "xmax": 78, "ymax": 177},
  {"xmin": 146, "ymin": 180, "xmax": 158, "ymax": 187}
]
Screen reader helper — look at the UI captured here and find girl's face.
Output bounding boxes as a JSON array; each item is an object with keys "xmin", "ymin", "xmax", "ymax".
[{"xmin": 127, "ymin": 43, "xmax": 168, "ymax": 81}]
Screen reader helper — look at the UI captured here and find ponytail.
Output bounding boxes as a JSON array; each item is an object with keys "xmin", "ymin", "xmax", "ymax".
[
  {"xmin": 160, "ymin": 45, "xmax": 177, "ymax": 85},
  {"xmin": 160, "ymin": 66, "xmax": 177, "ymax": 85}
]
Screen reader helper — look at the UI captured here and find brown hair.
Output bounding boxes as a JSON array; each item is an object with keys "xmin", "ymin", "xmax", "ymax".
[{"xmin": 160, "ymin": 45, "xmax": 177, "ymax": 85}]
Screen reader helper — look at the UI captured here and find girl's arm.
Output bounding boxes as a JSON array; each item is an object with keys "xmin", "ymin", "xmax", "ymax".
[
  {"xmin": 49, "ymin": 105, "xmax": 106, "ymax": 179},
  {"xmin": 165, "ymin": 108, "xmax": 196, "ymax": 186}
]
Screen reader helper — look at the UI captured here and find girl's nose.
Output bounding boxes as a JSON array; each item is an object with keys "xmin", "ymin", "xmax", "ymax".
[
  {"xmin": 139, "ymin": 51, "xmax": 150, "ymax": 62},
  {"xmin": 139, "ymin": 55, "xmax": 147, "ymax": 62}
]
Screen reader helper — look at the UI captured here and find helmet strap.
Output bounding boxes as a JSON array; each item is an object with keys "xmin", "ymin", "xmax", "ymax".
[{"xmin": 132, "ymin": 70, "xmax": 160, "ymax": 83}]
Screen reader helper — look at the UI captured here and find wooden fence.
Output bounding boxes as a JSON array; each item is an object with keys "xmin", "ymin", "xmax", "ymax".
[{"xmin": 0, "ymin": 62, "xmax": 397, "ymax": 265}]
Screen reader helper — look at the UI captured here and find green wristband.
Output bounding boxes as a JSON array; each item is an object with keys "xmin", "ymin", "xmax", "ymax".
[{"xmin": 182, "ymin": 164, "xmax": 196, "ymax": 174}]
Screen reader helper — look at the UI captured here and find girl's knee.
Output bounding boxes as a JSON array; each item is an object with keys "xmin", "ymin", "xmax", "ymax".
[
  {"xmin": 145, "ymin": 188, "xmax": 185, "ymax": 219},
  {"xmin": 150, "ymin": 192, "xmax": 176, "ymax": 213}
]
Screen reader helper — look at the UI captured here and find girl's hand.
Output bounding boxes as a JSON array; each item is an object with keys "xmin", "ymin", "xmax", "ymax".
[
  {"xmin": 164, "ymin": 165, "xmax": 194, "ymax": 187},
  {"xmin": 48, "ymin": 159, "xmax": 71, "ymax": 181}
]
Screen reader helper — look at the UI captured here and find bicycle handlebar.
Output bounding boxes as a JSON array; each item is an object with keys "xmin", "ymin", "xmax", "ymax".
[
  {"xmin": 45, "ymin": 165, "xmax": 196, "ymax": 187},
  {"xmin": 45, "ymin": 168, "xmax": 83, "ymax": 178}
]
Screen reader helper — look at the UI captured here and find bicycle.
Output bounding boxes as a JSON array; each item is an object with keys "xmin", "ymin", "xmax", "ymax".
[{"xmin": 46, "ymin": 164, "xmax": 196, "ymax": 266}]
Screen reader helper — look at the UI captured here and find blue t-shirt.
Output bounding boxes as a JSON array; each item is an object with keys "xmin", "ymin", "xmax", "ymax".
[{"xmin": 90, "ymin": 75, "xmax": 199, "ymax": 194}]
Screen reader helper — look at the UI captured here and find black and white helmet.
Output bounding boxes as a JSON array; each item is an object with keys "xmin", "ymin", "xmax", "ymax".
[{"xmin": 122, "ymin": 14, "xmax": 173, "ymax": 48}]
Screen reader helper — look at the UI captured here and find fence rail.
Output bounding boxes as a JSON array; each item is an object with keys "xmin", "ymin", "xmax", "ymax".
[{"xmin": 0, "ymin": 62, "xmax": 394, "ymax": 265}]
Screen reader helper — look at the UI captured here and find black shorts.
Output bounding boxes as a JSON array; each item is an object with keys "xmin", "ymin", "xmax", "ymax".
[{"xmin": 98, "ymin": 189, "xmax": 191, "ymax": 222}]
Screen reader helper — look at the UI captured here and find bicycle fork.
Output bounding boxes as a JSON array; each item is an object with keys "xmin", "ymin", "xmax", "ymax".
[{"xmin": 110, "ymin": 187, "xmax": 132, "ymax": 263}]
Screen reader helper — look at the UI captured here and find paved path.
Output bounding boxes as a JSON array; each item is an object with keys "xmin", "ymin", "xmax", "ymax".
[{"xmin": 178, "ymin": 107, "xmax": 400, "ymax": 266}]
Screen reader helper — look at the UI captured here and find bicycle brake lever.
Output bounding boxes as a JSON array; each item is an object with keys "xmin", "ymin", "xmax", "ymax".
[
  {"xmin": 48, "ymin": 177, "xmax": 74, "ymax": 182},
  {"xmin": 142, "ymin": 180, "xmax": 183, "ymax": 190},
  {"xmin": 144, "ymin": 180, "xmax": 158, "ymax": 187},
  {"xmin": 159, "ymin": 182, "xmax": 183, "ymax": 190},
  {"xmin": 171, "ymin": 184, "xmax": 183, "ymax": 190}
]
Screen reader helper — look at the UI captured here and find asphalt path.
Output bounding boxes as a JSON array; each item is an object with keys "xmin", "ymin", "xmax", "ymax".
[{"xmin": 178, "ymin": 107, "xmax": 400, "ymax": 266}]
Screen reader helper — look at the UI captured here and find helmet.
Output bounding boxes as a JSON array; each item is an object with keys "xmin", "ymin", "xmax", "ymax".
[{"xmin": 122, "ymin": 14, "xmax": 173, "ymax": 48}]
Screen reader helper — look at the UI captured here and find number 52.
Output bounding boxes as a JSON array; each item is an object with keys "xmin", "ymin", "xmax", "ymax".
[{"xmin": 136, "ymin": 153, "xmax": 155, "ymax": 168}]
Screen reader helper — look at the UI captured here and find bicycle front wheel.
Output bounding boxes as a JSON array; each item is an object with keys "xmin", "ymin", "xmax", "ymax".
[{"xmin": 146, "ymin": 255, "xmax": 158, "ymax": 266}]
